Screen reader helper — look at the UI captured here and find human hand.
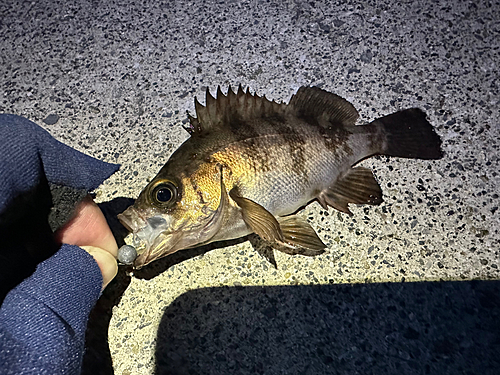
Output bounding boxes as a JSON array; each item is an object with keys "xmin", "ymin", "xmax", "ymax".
[
  {"xmin": 0, "ymin": 114, "xmax": 121, "ymax": 375},
  {"xmin": 55, "ymin": 195, "xmax": 118, "ymax": 289},
  {"xmin": 0, "ymin": 114, "xmax": 120, "ymax": 297}
]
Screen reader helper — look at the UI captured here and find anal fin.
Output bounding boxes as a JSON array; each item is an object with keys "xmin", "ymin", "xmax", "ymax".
[{"xmin": 317, "ymin": 167, "xmax": 383, "ymax": 215}]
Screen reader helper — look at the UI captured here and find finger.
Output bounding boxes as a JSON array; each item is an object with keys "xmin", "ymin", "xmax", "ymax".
[
  {"xmin": 55, "ymin": 195, "xmax": 118, "ymax": 257},
  {"xmin": 81, "ymin": 246, "xmax": 118, "ymax": 290}
]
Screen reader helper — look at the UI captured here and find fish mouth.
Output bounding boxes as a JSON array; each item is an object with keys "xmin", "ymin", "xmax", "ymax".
[
  {"xmin": 117, "ymin": 206, "xmax": 179, "ymax": 268},
  {"xmin": 135, "ymin": 231, "xmax": 182, "ymax": 267},
  {"xmin": 117, "ymin": 205, "xmax": 222, "ymax": 268}
]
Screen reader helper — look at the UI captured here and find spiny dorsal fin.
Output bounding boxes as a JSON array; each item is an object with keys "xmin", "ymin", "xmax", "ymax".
[
  {"xmin": 288, "ymin": 86, "xmax": 359, "ymax": 128},
  {"xmin": 184, "ymin": 112, "xmax": 200, "ymax": 134},
  {"xmin": 188, "ymin": 85, "xmax": 288, "ymax": 135}
]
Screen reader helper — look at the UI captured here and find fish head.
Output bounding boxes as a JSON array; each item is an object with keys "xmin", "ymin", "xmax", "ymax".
[{"xmin": 117, "ymin": 163, "xmax": 229, "ymax": 268}]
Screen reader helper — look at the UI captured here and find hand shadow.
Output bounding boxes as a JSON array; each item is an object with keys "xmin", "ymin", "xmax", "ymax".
[{"xmin": 81, "ymin": 196, "xmax": 134, "ymax": 375}]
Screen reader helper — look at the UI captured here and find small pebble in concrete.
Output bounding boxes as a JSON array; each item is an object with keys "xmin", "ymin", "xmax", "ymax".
[{"xmin": 43, "ymin": 114, "xmax": 59, "ymax": 125}]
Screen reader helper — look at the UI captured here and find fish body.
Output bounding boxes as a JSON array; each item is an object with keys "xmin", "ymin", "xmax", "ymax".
[{"xmin": 118, "ymin": 86, "xmax": 442, "ymax": 268}]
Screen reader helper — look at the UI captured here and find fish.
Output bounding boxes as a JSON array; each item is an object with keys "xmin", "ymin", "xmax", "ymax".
[{"xmin": 117, "ymin": 85, "xmax": 443, "ymax": 268}]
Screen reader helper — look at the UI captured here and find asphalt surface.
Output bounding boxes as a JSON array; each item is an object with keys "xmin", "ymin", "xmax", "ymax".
[{"xmin": 1, "ymin": 0, "xmax": 499, "ymax": 374}]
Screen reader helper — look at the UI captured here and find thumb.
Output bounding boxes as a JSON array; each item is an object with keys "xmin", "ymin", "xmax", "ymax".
[
  {"xmin": 55, "ymin": 195, "xmax": 118, "ymax": 257},
  {"xmin": 81, "ymin": 246, "xmax": 118, "ymax": 290}
]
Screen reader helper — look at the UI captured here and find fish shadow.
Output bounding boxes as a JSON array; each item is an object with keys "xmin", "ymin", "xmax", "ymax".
[
  {"xmin": 82, "ymin": 196, "xmax": 248, "ymax": 374},
  {"xmin": 132, "ymin": 237, "xmax": 248, "ymax": 280},
  {"xmin": 154, "ymin": 280, "xmax": 500, "ymax": 375}
]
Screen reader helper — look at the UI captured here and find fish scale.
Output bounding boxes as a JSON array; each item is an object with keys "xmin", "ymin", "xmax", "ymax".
[
  {"xmin": 118, "ymin": 85, "xmax": 442, "ymax": 268},
  {"xmin": 214, "ymin": 134, "xmax": 325, "ymax": 215}
]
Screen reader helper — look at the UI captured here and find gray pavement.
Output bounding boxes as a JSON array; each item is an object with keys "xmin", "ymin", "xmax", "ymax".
[{"xmin": 1, "ymin": 0, "xmax": 499, "ymax": 374}]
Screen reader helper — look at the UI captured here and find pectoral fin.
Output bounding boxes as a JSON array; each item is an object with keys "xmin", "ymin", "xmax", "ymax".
[
  {"xmin": 229, "ymin": 188, "xmax": 284, "ymax": 243},
  {"xmin": 274, "ymin": 216, "xmax": 326, "ymax": 256},
  {"xmin": 229, "ymin": 189, "xmax": 326, "ymax": 261},
  {"xmin": 317, "ymin": 167, "xmax": 383, "ymax": 215}
]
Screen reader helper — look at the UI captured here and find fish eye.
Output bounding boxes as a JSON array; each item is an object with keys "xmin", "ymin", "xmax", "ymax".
[
  {"xmin": 156, "ymin": 187, "xmax": 172, "ymax": 202},
  {"xmin": 151, "ymin": 181, "xmax": 177, "ymax": 206}
]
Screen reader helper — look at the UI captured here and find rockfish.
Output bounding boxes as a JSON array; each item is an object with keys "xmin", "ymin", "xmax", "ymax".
[{"xmin": 118, "ymin": 86, "xmax": 442, "ymax": 268}]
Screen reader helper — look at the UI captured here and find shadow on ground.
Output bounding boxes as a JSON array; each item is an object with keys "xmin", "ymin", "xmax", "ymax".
[
  {"xmin": 82, "ymin": 197, "xmax": 500, "ymax": 375},
  {"xmin": 155, "ymin": 280, "xmax": 500, "ymax": 375},
  {"xmin": 81, "ymin": 197, "xmax": 135, "ymax": 375},
  {"xmin": 82, "ymin": 197, "xmax": 246, "ymax": 374}
]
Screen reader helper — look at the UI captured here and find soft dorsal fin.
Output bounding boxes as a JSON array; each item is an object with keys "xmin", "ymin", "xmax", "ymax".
[
  {"xmin": 187, "ymin": 85, "xmax": 288, "ymax": 135},
  {"xmin": 288, "ymin": 86, "xmax": 359, "ymax": 128}
]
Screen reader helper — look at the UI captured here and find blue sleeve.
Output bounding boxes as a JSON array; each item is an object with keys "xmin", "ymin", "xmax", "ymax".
[
  {"xmin": 0, "ymin": 114, "xmax": 120, "ymax": 374},
  {"xmin": 0, "ymin": 114, "xmax": 120, "ymax": 212},
  {"xmin": 0, "ymin": 245, "xmax": 103, "ymax": 375}
]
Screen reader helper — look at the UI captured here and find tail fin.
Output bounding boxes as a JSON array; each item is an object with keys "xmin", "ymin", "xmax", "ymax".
[{"xmin": 373, "ymin": 108, "xmax": 443, "ymax": 160}]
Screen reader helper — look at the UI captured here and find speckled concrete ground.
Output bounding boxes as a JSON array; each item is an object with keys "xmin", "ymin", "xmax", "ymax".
[{"xmin": 1, "ymin": 0, "xmax": 499, "ymax": 374}]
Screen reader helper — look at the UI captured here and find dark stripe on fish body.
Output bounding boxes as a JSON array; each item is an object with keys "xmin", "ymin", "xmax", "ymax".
[
  {"xmin": 366, "ymin": 122, "xmax": 386, "ymax": 154},
  {"xmin": 190, "ymin": 178, "xmax": 206, "ymax": 204},
  {"xmin": 228, "ymin": 113, "xmax": 260, "ymax": 142},
  {"xmin": 326, "ymin": 123, "xmax": 352, "ymax": 149},
  {"xmin": 323, "ymin": 124, "xmax": 354, "ymax": 157},
  {"xmin": 295, "ymin": 108, "xmax": 321, "ymax": 128},
  {"xmin": 284, "ymin": 132, "xmax": 309, "ymax": 182},
  {"xmin": 245, "ymin": 142, "xmax": 272, "ymax": 173},
  {"xmin": 263, "ymin": 113, "xmax": 286, "ymax": 124},
  {"xmin": 295, "ymin": 101, "xmax": 354, "ymax": 153},
  {"xmin": 295, "ymin": 108, "xmax": 349, "ymax": 154}
]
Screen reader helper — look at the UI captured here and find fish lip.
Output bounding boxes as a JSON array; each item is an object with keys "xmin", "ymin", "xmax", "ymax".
[
  {"xmin": 135, "ymin": 209, "xmax": 224, "ymax": 267},
  {"xmin": 134, "ymin": 247, "xmax": 162, "ymax": 268},
  {"xmin": 117, "ymin": 206, "xmax": 155, "ymax": 269},
  {"xmin": 133, "ymin": 250, "xmax": 150, "ymax": 269},
  {"xmin": 119, "ymin": 207, "xmax": 218, "ymax": 269},
  {"xmin": 117, "ymin": 206, "xmax": 147, "ymax": 233},
  {"xmin": 117, "ymin": 209, "xmax": 179, "ymax": 268}
]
